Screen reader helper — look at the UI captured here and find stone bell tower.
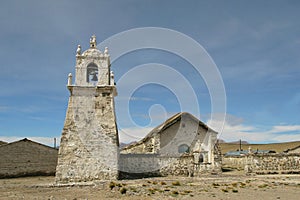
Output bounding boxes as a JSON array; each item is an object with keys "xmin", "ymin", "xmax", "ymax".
[{"xmin": 55, "ymin": 35, "xmax": 119, "ymax": 183}]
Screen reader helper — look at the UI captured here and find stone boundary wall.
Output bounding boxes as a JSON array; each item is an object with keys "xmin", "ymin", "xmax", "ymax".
[
  {"xmin": 222, "ymin": 156, "xmax": 247, "ymax": 170},
  {"xmin": 119, "ymin": 154, "xmax": 161, "ymax": 175},
  {"xmin": 246, "ymin": 154, "xmax": 300, "ymax": 174},
  {"xmin": 119, "ymin": 154, "xmax": 217, "ymax": 178},
  {"xmin": 159, "ymin": 155, "xmax": 194, "ymax": 177}
]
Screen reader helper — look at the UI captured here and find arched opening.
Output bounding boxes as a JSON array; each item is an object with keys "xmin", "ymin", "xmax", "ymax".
[
  {"xmin": 86, "ymin": 63, "xmax": 98, "ymax": 84},
  {"xmin": 178, "ymin": 144, "xmax": 190, "ymax": 153},
  {"xmin": 199, "ymin": 154, "xmax": 204, "ymax": 163}
]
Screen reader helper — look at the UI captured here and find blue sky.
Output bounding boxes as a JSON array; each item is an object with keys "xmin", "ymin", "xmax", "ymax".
[{"xmin": 0, "ymin": 0, "xmax": 299, "ymax": 146}]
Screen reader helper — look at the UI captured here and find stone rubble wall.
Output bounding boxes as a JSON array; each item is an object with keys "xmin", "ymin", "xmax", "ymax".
[
  {"xmin": 0, "ymin": 140, "xmax": 58, "ymax": 178},
  {"xmin": 119, "ymin": 154, "xmax": 160, "ymax": 174},
  {"xmin": 222, "ymin": 156, "xmax": 247, "ymax": 170},
  {"xmin": 55, "ymin": 86, "xmax": 119, "ymax": 183},
  {"xmin": 121, "ymin": 135, "xmax": 160, "ymax": 154},
  {"xmin": 119, "ymin": 153, "xmax": 218, "ymax": 178},
  {"xmin": 223, "ymin": 154, "xmax": 300, "ymax": 174},
  {"xmin": 246, "ymin": 154, "xmax": 300, "ymax": 174},
  {"xmin": 286, "ymin": 147, "xmax": 300, "ymax": 154},
  {"xmin": 159, "ymin": 155, "xmax": 194, "ymax": 177}
]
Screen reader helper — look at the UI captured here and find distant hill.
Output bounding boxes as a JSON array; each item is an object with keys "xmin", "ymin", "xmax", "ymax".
[
  {"xmin": 0, "ymin": 141, "xmax": 7, "ymax": 146},
  {"xmin": 217, "ymin": 139, "xmax": 249, "ymax": 144},
  {"xmin": 219, "ymin": 141, "xmax": 300, "ymax": 155},
  {"xmin": 120, "ymin": 141, "xmax": 137, "ymax": 149}
]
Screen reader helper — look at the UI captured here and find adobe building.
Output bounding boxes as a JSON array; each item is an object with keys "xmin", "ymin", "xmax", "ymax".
[
  {"xmin": 55, "ymin": 35, "xmax": 119, "ymax": 183},
  {"xmin": 120, "ymin": 112, "xmax": 221, "ymax": 177},
  {"xmin": 0, "ymin": 138, "xmax": 58, "ymax": 178}
]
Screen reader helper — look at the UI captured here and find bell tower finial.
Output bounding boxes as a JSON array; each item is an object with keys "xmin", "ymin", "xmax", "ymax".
[{"xmin": 90, "ymin": 35, "xmax": 97, "ymax": 48}]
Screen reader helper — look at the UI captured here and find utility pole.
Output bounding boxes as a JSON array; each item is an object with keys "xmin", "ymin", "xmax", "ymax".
[{"xmin": 239, "ymin": 139, "xmax": 242, "ymax": 151}]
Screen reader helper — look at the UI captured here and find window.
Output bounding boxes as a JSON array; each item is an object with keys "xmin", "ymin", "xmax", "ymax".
[
  {"xmin": 178, "ymin": 144, "xmax": 189, "ymax": 153},
  {"xmin": 86, "ymin": 63, "xmax": 98, "ymax": 84}
]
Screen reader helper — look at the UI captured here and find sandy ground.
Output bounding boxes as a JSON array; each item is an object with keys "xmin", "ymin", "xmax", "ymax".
[{"xmin": 1, "ymin": 172, "xmax": 300, "ymax": 200}]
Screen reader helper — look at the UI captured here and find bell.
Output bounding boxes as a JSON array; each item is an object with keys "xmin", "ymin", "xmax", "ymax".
[{"xmin": 92, "ymin": 73, "xmax": 98, "ymax": 81}]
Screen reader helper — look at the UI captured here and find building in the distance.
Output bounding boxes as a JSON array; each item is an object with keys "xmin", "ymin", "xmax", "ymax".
[{"xmin": 0, "ymin": 138, "xmax": 58, "ymax": 178}]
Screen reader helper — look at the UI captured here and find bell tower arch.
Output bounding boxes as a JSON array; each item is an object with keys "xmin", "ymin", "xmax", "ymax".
[{"xmin": 86, "ymin": 63, "xmax": 98, "ymax": 84}]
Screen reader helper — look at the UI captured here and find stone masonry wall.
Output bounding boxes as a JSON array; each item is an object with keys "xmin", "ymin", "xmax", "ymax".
[
  {"xmin": 55, "ymin": 86, "xmax": 119, "ymax": 183},
  {"xmin": 222, "ymin": 156, "xmax": 247, "ymax": 170},
  {"xmin": 119, "ymin": 154, "xmax": 160, "ymax": 174},
  {"xmin": 246, "ymin": 154, "xmax": 300, "ymax": 174},
  {"xmin": 121, "ymin": 134, "xmax": 160, "ymax": 154},
  {"xmin": 0, "ymin": 140, "xmax": 58, "ymax": 178},
  {"xmin": 159, "ymin": 155, "xmax": 194, "ymax": 177},
  {"xmin": 287, "ymin": 147, "xmax": 300, "ymax": 154},
  {"xmin": 119, "ymin": 153, "xmax": 216, "ymax": 178},
  {"xmin": 119, "ymin": 154, "xmax": 193, "ymax": 177}
]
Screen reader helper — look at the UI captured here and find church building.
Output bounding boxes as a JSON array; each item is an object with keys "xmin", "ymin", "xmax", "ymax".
[{"xmin": 55, "ymin": 36, "xmax": 220, "ymax": 183}]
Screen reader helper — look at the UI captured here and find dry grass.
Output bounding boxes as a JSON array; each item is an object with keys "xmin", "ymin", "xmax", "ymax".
[{"xmin": 1, "ymin": 174, "xmax": 300, "ymax": 199}]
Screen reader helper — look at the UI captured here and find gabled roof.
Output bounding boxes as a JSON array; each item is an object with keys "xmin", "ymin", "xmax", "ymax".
[
  {"xmin": 122, "ymin": 112, "xmax": 217, "ymax": 150},
  {"xmin": 0, "ymin": 138, "xmax": 57, "ymax": 150}
]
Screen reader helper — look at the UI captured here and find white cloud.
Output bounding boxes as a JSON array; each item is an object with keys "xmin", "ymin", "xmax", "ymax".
[
  {"xmin": 118, "ymin": 127, "xmax": 154, "ymax": 144},
  {"xmin": 270, "ymin": 125, "xmax": 300, "ymax": 133},
  {"xmin": 207, "ymin": 116, "xmax": 300, "ymax": 143}
]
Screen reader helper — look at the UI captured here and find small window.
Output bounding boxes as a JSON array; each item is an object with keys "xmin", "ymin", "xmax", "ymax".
[{"xmin": 178, "ymin": 144, "xmax": 189, "ymax": 153}]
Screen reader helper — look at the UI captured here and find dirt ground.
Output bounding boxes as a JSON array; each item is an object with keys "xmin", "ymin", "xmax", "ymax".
[{"xmin": 1, "ymin": 172, "xmax": 300, "ymax": 200}]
